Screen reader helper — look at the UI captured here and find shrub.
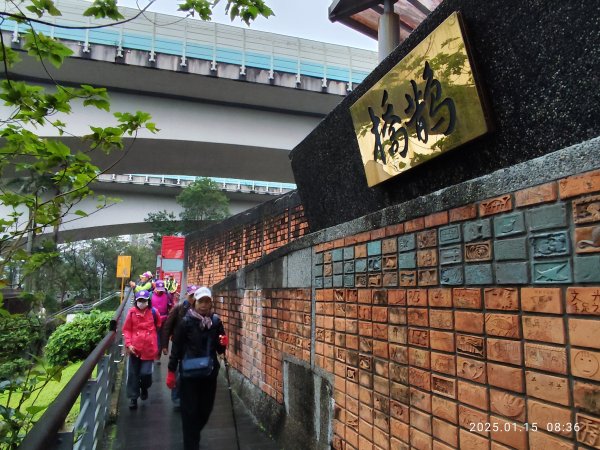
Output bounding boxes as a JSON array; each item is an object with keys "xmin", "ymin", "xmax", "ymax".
[
  {"xmin": 45, "ymin": 310, "xmax": 113, "ymax": 366},
  {"xmin": 0, "ymin": 358, "xmax": 30, "ymax": 381},
  {"xmin": 0, "ymin": 315, "xmax": 44, "ymax": 380}
]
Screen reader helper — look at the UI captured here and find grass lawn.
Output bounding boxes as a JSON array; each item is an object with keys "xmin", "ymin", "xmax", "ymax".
[{"xmin": 0, "ymin": 361, "xmax": 84, "ymax": 427}]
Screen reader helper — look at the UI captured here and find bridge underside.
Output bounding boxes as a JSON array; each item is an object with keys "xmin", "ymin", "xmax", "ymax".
[
  {"xmin": 4, "ymin": 39, "xmax": 344, "ymax": 183},
  {"xmin": 78, "ymin": 137, "xmax": 297, "ymax": 183}
]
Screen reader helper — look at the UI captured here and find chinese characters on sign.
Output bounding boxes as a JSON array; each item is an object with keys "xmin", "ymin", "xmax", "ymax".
[
  {"xmin": 368, "ymin": 61, "xmax": 457, "ymax": 165},
  {"xmin": 350, "ymin": 12, "xmax": 490, "ymax": 187}
]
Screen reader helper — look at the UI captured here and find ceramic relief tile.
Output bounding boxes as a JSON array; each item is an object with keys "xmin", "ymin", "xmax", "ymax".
[
  {"xmin": 484, "ymin": 288, "xmax": 519, "ymax": 310},
  {"xmin": 432, "ymin": 374, "xmax": 456, "ymax": 399},
  {"xmin": 418, "ymin": 268, "xmax": 438, "ymax": 286},
  {"xmin": 575, "ymin": 225, "xmax": 600, "ymax": 253},
  {"xmin": 493, "ymin": 212, "xmax": 525, "ymax": 237},
  {"xmin": 382, "ymin": 237, "xmax": 397, "ymax": 254},
  {"xmin": 439, "ymin": 224, "xmax": 462, "ymax": 246},
  {"xmin": 571, "ymin": 349, "xmax": 600, "ymax": 381},
  {"xmin": 463, "ymin": 219, "xmax": 492, "ymax": 242},
  {"xmin": 368, "ymin": 256, "xmax": 382, "ymax": 272},
  {"xmin": 576, "ymin": 413, "xmax": 600, "ymax": 448},
  {"xmin": 456, "ymin": 334, "xmax": 485, "ymax": 358},
  {"xmin": 417, "ymin": 249, "xmax": 438, "ymax": 267},
  {"xmin": 397, "ymin": 233, "xmax": 416, "ymax": 252},
  {"xmin": 398, "ymin": 252, "xmax": 416, "ymax": 269},
  {"xmin": 480, "ymin": 195, "xmax": 512, "ymax": 216},
  {"xmin": 439, "ymin": 245, "xmax": 462, "ymax": 265},
  {"xmin": 440, "ymin": 266, "xmax": 463, "ymax": 285},
  {"xmin": 464, "ymin": 241, "xmax": 492, "ymax": 262},
  {"xmin": 383, "ymin": 255, "xmax": 397, "ymax": 270},
  {"xmin": 399, "ymin": 270, "xmax": 417, "ymax": 287},
  {"xmin": 524, "ymin": 343, "xmax": 567, "ymax": 374},
  {"xmin": 532, "ymin": 259, "xmax": 572, "ymax": 284},
  {"xmin": 530, "ymin": 231, "xmax": 570, "ymax": 258},
  {"xmin": 573, "ymin": 195, "xmax": 600, "ymax": 225},
  {"xmin": 417, "ymin": 229, "xmax": 437, "ymax": 249},
  {"xmin": 382, "ymin": 271, "xmax": 398, "ymax": 287}
]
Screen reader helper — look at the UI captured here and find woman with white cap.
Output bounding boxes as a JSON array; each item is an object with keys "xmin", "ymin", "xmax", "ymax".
[
  {"xmin": 166, "ymin": 286, "xmax": 228, "ymax": 450},
  {"xmin": 160, "ymin": 284, "xmax": 199, "ymax": 407}
]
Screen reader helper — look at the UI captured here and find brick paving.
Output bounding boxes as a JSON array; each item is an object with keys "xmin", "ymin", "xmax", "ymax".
[{"xmin": 111, "ymin": 356, "xmax": 280, "ymax": 450}]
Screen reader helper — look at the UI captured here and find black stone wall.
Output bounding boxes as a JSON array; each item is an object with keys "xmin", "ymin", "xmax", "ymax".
[{"xmin": 290, "ymin": 0, "xmax": 600, "ymax": 232}]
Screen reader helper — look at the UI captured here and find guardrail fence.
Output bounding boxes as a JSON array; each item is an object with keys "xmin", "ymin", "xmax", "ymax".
[
  {"xmin": 1, "ymin": 0, "xmax": 377, "ymax": 88},
  {"xmin": 18, "ymin": 289, "xmax": 133, "ymax": 450}
]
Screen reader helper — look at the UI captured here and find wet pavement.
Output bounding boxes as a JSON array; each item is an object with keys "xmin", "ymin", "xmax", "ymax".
[{"xmin": 111, "ymin": 355, "xmax": 280, "ymax": 450}]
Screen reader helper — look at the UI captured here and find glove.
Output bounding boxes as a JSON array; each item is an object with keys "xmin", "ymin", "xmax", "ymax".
[
  {"xmin": 219, "ymin": 334, "xmax": 229, "ymax": 347},
  {"xmin": 166, "ymin": 371, "xmax": 177, "ymax": 389}
]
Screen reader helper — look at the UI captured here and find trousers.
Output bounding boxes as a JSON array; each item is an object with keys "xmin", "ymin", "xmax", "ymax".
[
  {"xmin": 126, "ymin": 355, "xmax": 153, "ymax": 399},
  {"xmin": 179, "ymin": 374, "xmax": 218, "ymax": 450}
]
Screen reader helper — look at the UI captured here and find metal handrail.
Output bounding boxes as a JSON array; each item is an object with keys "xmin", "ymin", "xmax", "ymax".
[
  {"xmin": 18, "ymin": 289, "xmax": 133, "ymax": 450},
  {"xmin": 51, "ymin": 291, "xmax": 121, "ymax": 318},
  {"xmin": 96, "ymin": 174, "xmax": 296, "ymax": 195}
]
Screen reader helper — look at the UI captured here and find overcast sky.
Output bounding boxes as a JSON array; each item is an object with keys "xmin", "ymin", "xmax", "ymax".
[{"xmin": 118, "ymin": 0, "xmax": 377, "ymax": 51}]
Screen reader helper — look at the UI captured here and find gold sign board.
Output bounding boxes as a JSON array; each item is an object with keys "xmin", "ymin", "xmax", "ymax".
[
  {"xmin": 116, "ymin": 255, "xmax": 131, "ymax": 278},
  {"xmin": 350, "ymin": 12, "xmax": 490, "ymax": 187}
]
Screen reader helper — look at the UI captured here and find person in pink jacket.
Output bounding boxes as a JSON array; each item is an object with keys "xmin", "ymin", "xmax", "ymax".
[
  {"xmin": 151, "ymin": 280, "xmax": 172, "ymax": 361},
  {"xmin": 122, "ymin": 290, "xmax": 161, "ymax": 409}
]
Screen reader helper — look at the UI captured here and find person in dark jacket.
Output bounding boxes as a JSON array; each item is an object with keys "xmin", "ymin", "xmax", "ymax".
[
  {"xmin": 166, "ymin": 286, "xmax": 228, "ymax": 450},
  {"xmin": 161, "ymin": 284, "xmax": 198, "ymax": 407},
  {"xmin": 161, "ymin": 284, "xmax": 198, "ymax": 356}
]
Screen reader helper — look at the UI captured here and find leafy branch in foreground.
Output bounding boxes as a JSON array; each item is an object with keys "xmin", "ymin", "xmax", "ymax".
[
  {"xmin": 0, "ymin": 0, "xmax": 272, "ymax": 446},
  {"xmin": 0, "ymin": 29, "xmax": 157, "ymax": 292}
]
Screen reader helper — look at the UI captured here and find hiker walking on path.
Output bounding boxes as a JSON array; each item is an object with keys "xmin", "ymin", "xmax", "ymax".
[
  {"xmin": 129, "ymin": 271, "xmax": 154, "ymax": 295},
  {"xmin": 166, "ymin": 286, "xmax": 228, "ymax": 450},
  {"xmin": 161, "ymin": 284, "xmax": 198, "ymax": 406},
  {"xmin": 151, "ymin": 279, "xmax": 172, "ymax": 360},
  {"xmin": 123, "ymin": 290, "xmax": 161, "ymax": 409},
  {"xmin": 165, "ymin": 274, "xmax": 180, "ymax": 303}
]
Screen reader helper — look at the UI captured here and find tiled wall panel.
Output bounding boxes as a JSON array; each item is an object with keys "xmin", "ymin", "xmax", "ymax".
[{"xmin": 312, "ymin": 169, "xmax": 600, "ymax": 450}]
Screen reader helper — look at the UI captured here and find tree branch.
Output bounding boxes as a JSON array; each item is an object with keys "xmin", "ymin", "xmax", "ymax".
[{"xmin": 1, "ymin": 1, "xmax": 156, "ymax": 31}]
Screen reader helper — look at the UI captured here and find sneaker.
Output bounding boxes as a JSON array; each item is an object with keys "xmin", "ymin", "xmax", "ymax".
[
  {"xmin": 129, "ymin": 398, "xmax": 137, "ymax": 409},
  {"xmin": 140, "ymin": 388, "xmax": 148, "ymax": 401}
]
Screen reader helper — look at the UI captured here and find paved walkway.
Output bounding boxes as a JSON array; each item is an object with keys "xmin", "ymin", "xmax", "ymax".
[{"xmin": 110, "ymin": 355, "xmax": 280, "ymax": 450}]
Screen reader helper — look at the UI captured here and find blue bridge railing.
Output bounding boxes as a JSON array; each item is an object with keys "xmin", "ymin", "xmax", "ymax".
[{"xmin": 1, "ymin": 0, "xmax": 377, "ymax": 88}]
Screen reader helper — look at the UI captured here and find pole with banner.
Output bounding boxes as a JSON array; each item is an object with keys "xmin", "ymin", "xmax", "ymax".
[{"xmin": 116, "ymin": 255, "xmax": 131, "ymax": 303}]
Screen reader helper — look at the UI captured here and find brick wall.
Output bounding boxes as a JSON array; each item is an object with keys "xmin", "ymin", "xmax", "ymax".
[
  {"xmin": 313, "ymin": 168, "xmax": 600, "ymax": 450},
  {"xmin": 213, "ymin": 288, "xmax": 312, "ymax": 404},
  {"xmin": 186, "ymin": 198, "xmax": 308, "ymax": 286},
  {"xmin": 188, "ymin": 145, "xmax": 600, "ymax": 449}
]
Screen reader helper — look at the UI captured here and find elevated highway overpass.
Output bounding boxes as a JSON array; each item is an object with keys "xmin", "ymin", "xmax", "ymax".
[
  {"xmin": 42, "ymin": 174, "xmax": 296, "ymax": 241},
  {"xmin": 1, "ymin": 0, "xmax": 377, "ymax": 182}
]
